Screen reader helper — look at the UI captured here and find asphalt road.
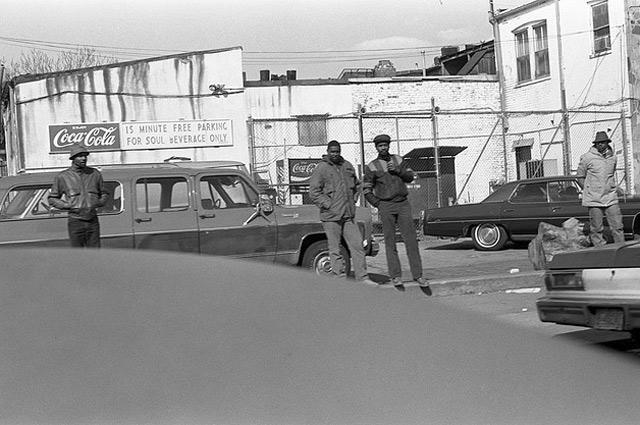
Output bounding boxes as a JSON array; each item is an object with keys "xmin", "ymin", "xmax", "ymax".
[
  {"xmin": 436, "ymin": 290, "xmax": 640, "ymax": 359},
  {"xmin": 366, "ymin": 236, "xmax": 541, "ymax": 295}
]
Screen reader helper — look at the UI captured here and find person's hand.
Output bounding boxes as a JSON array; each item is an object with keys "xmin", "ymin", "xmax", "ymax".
[{"xmin": 387, "ymin": 161, "xmax": 397, "ymax": 174}]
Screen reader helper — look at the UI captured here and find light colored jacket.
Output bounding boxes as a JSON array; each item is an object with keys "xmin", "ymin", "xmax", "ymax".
[{"xmin": 576, "ymin": 146, "xmax": 618, "ymax": 207}]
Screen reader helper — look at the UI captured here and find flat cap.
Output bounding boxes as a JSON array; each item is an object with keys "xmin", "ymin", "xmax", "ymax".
[{"xmin": 373, "ymin": 134, "xmax": 391, "ymax": 146}]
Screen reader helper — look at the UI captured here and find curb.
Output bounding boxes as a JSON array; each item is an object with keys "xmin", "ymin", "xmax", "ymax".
[{"xmin": 416, "ymin": 271, "xmax": 544, "ymax": 297}]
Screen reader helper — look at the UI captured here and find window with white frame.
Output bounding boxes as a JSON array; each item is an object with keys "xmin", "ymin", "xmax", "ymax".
[
  {"xmin": 514, "ymin": 21, "xmax": 549, "ymax": 83},
  {"xmin": 515, "ymin": 30, "xmax": 531, "ymax": 82},
  {"xmin": 591, "ymin": 1, "xmax": 611, "ymax": 54},
  {"xmin": 533, "ymin": 24, "xmax": 549, "ymax": 78}
]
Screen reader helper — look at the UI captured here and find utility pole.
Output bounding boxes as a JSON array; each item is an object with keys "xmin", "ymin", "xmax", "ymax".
[
  {"xmin": 489, "ymin": 0, "xmax": 509, "ymax": 182},
  {"xmin": 421, "ymin": 50, "xmax": 427, "ymax": 77},
  {"xmin": 555, "ymin": 0, "xmax": 572, "ymax": 175},
  {"xmin": 431, "ymin": 97, "xmax": 442, "ymax": 207}
]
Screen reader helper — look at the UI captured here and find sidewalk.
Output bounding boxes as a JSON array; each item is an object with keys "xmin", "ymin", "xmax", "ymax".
[{"xmin": 366, "ymin": 236, "xmax": 543, "ymax": 296}]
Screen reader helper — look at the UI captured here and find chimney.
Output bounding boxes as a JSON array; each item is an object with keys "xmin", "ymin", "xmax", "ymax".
[
  {"xmin": 440, "ymin": 46, "xmax": 459, "ymax": 57},
  {"xmin": 286, "ymin": 70, "xmax": 297, "ymax": 80},
  {"xmin": 259, "ymin": 69, "xmax": 270, "ymax": 82}
]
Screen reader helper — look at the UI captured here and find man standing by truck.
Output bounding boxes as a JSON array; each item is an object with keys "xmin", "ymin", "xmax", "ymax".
[
  {"xmin": 48, "ymin": 143, "xmax": 108, "ymax": 248},
  {"xmin": 309, "ymin": 140, "xmax": 375, "ymax": 285}
]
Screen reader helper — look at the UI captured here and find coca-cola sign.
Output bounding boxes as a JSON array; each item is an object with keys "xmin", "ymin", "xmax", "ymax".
[
  {"xmin": 288, "ymin": 158, "xmax": 322, "ymax": 183},
  {"xmin": 49, "ymin": 123, "xmax": 121, "ymax": 153}
]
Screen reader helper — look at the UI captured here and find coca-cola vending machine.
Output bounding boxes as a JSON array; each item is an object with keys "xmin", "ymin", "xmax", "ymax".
[{"xmin": 288, "ymin": 158, "xmax": 322, "ymax": 205}]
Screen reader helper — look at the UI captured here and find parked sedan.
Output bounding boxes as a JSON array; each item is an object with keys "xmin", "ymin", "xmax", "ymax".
[
  {"xmin": 537, "ymin": 241, "xmax": 640, "ymax": 341},
  {"xmin": 423, "ymin": 176, "xmax": 640, "ymax": 250}
]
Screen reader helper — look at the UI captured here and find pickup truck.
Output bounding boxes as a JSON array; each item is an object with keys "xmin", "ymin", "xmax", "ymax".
[{"xmin": 0, "ymin": 161, "xmax": 378, "ymax": 276}]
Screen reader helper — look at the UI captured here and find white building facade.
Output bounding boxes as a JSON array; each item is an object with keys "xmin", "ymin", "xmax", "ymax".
[{"xmin": 493, "ymin": 0, "xmax": 640, "ymax": 193}]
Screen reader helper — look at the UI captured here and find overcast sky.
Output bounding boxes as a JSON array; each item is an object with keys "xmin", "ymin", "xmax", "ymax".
[{"xmin": 1, "ymin": 0, "xmax": 530, "ymax": 79}]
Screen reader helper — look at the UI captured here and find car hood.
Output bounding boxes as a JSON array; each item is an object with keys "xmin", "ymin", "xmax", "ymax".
[
  {"xmin": 2, "ymin": 248, "xmax": 640, "ymax": 424},
  {"xmin": 548, "ymin": 241, "xmax": 640, "ymax": 269}
]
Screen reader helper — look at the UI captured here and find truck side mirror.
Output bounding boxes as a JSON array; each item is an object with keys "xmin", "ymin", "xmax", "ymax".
[{"xmin": 259, "ymin": 194, "xmax": 274, "ymax": 214}]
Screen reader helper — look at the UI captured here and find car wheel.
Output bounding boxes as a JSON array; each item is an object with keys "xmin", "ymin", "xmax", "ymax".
[
  {"xmin": 302, "ymin": 240, "xmax": 351, "ymax": 277},
  {"xmin": 471, "ymin": 223, "xmax": 508, "ymax": 251}
]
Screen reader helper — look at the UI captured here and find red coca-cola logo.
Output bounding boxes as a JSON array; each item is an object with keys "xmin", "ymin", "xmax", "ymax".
[{"xmin": 49, "ymin": 123, "xmax": 121, "ymax": 152}]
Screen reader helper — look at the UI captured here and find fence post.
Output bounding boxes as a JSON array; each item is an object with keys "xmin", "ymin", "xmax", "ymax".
[
  {"xmin": 431, "ymin": 98, "xmax": 441, "ymax": 207},
  {"xmin": 620, "ymin": 109, "xmax": 631, "ymax": 193},
  {"xmin": 357, "ymin": 111, "xmax": 366, "ymax": 206},
  {"xmin": 246, "ymin": 118, "xmax": 256, "ymax": 176}
]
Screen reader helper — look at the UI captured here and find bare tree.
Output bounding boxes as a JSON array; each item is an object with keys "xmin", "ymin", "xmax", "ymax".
[{"xmin": 2, "ymin": 47, "xmax": 118, "ymax": 80}]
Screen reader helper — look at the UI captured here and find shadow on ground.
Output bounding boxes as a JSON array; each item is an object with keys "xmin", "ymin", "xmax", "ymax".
[
  {"xmin": 423, "ymin": 238, "xmax": 530, "ymax": 251},
  {"xmin": 554, "ymin": 329, "xmax": 640, "ymax": 358}
]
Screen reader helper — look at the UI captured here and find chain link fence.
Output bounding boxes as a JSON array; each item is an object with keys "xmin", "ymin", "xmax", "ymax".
[{"xmin": 247, "ymin": 108, "xmax": 633, "ymax": 234}]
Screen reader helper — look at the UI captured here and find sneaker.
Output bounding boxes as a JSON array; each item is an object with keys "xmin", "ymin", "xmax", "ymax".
[
  {"xmin": 414, "ymin": 277, "xmax": 432, "ymax": 296},
  {"xmin": 358, "ymin": 277, "xmax": 378, "ymax": 286}
]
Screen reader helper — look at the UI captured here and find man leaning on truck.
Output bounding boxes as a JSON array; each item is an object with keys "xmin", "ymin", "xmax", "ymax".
[{"xmin": 48, "ymin": 143, "xmax": 109, "ymax": 248}]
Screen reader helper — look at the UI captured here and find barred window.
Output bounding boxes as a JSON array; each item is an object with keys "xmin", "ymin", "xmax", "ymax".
[
  {"xmin": 592, "ymin": 1, "xmax": 611, "ymax": 54},
  {"xmin": 297, "ymin": 115, "xmax": 328, "ymax": 146}
]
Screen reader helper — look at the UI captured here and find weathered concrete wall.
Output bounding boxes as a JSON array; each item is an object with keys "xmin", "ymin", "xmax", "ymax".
[
  {"xmin": 7, "ymin": 47, "xmax": 249, "ymax": 174},
  {"xmin": 246, "ymin": 76, "xmax": 501, "ymax": 204}
]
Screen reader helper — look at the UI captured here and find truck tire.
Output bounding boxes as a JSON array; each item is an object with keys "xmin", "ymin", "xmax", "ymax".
[
  {"xmin": 472, "ymin": 223, "xmax": 508, "ymax": 251},
  {"xmin": 302, "ymin": 240, "xmax": 351, "ymax": 277}
]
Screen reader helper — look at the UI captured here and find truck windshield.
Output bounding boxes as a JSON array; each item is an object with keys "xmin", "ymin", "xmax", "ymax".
[{"xmin": 0, "ymin": 186, "xmax": 47, "ymax": 219}]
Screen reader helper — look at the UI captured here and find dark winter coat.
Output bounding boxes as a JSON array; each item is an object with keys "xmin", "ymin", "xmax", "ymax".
[
  {"xmin": 309, "ymin": 155, "xmax": 359, "ymax": 222},
  {"xmin": 362, "ymin": 154, "xmax": 414, "ymax": 207}
]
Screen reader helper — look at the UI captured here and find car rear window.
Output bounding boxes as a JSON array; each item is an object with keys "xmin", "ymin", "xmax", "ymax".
[{"xmin": 481, "ymin": 183, "xmax": 516, "ymax": 203}]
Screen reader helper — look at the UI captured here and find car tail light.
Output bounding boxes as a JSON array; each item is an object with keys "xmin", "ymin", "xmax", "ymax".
[{"xmin": 544, "ymin": 270, "xmax": 584, "ymax": 291}]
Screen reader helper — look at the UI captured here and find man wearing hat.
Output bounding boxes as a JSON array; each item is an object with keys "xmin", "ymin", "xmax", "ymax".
[
  {"xmin": 363, "ymin": 134, "xmax": 431, "ymax": 295},
  {"xmin": 576, "ymin": 131, "xmax": 624, "ymax": 246},
  {"xmin": 48, "ymin": 143, "xmax": 108, "ymax": 247}
]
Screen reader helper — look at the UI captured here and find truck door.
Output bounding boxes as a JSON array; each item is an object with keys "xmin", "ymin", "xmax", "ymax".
[
  {"xmin": 132, "ymin": 174, "xmax": 199, "ymax": 253},
  {"xmin": 196, "ymin": 173, "xmax": 277, "ymax": 262}
]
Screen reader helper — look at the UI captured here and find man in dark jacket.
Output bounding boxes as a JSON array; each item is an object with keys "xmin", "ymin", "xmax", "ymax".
[
  {"xmin": 363, "ymin": 134, "xmax": 431, "ymax": 295},
  {"xmin": 576, "ymin": 130, "xmax": 624, "ymax": 246},
  {"xmin": 48, "ymin": 143, "xmax": 108, "ymax": 248},
  {"xmin": 309, "ymin": 140, "xmax": 374, "ymax": 284}
]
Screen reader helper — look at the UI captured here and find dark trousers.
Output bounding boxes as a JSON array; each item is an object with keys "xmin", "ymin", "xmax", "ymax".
[
  {"xmin": 378, "ymin": 200, "xmax": 422, "ymax": 280},
  {"xmin": 68, "ymin": 217, "xmax": 101, "ymax": 248}
]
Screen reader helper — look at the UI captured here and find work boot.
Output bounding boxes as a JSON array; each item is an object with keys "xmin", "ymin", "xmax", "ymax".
[
  {"xmin": 382, "ymin": 277, "xmax": 405, "ymax": 292},
  {"xmin": 414, "ymin": 277, "xmax": 432, "ymax": 296}
]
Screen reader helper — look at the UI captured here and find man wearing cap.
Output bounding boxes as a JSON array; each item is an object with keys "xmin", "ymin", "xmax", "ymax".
[
  {"xmin": 576, "ymin": 131, "xmax": 624, "ymax": 246},
  {"xmin": 48, "ymin": 143, "xmax": 108, "ymax": 248},
  {"xmin": 309, "ymin": 140, "xmax": 376, "ymax": 285},
  {"xmin": 363, "ymin": 134, "xmax": 431, "ymax": 295}
]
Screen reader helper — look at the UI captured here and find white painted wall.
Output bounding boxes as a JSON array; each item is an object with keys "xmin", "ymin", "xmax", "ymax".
[
  {"xmin": 495, "ymin": 0, "xmax": 633, "ymax": 190},
  {"xmin": 7, "ymin": 47, "xmax": 249, "ymax": 174}
]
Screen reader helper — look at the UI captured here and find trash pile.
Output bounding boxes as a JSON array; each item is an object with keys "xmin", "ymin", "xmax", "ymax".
[{"xmin": 528, "ymin": 218, "xmax": 591, "ymax": 270}]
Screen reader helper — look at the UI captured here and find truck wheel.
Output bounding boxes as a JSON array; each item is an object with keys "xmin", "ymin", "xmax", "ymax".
[
  {"xmin": 472, "ymin": 223, "xmax": 508, "ymax": 251},
  {"xmin": 302, "ymin": 240, "xmax": 351, "ymax": 277}
]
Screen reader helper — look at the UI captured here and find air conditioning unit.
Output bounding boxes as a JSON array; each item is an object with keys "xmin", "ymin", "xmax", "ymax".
[
  {"xmin": 594, "ymin": 36, "xmax": 611, "ymax": 53},
  {"xmin": 521, "ymin": 159, "xmax": 558, "ymax": 179}
]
